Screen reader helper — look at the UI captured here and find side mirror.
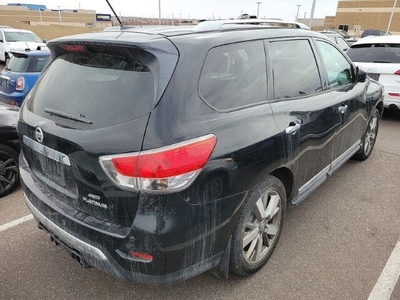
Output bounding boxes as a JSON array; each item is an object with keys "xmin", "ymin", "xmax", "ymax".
[{"xmin": 355, "ymin": 66, "xmax": 367, "ymax": 83}]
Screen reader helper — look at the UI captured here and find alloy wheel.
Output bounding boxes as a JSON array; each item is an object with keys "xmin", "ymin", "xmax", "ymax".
[
  {"xmin": 364, "ymin": 114, "xmax": 378, "ymax": 156},
  {"xmin": 243, "ymin": 190, "xmax": 282, "ymax": 264},
  {"xmin": 0, "ymin": 155, "xmax": 18, "ymax": 195}
]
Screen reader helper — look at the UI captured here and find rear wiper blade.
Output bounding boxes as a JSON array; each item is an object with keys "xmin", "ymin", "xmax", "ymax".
[
  {"xmin": 44, "ymin": 108, "xmax": 93, "ymax": 124},
  {"xmin": 373, "ymin": 60, "xmax": 391, "ymax": 63}
]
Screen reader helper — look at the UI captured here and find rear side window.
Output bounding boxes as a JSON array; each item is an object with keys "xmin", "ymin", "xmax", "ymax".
[
  {"xmin": 347, "ymin": 43, "xmax": 400, "ymax": 63},
  {"xmin": 7, "ymin": 56, "xmax": 28, "ymax": 72},
  {"xmin": 29, "ymin": 56, "xmax": 49, "ymax": 72},
  {"xmin": 199, "ymin": 40, "xmax": 267, "ymax": 110},
  {"xmin": 269, "ymin": 39, "xmax": 322, "ymax": 99},
  {"xmin": 27, "ymin": 50, "xmax": 156, "ymax": 129}
]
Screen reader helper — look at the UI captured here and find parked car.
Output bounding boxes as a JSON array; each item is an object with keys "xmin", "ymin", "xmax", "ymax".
[
  {"xmin": 0, "ymin": 103, "xmax": 19, "ymax": 198},
  {"xmin": 319, "ymin": 31, "xmax": 350, "ymax": 51},
  {"xmin": 326, "ymin": 28, "xmax": 350, "ymax": 39},
  {"xmin": 0, "ymin": 28, "xmax": 47, "ymax": 65},
  {"xmin": 347, "ymin": 35, "xmax": 400, "ymax": 110},
  {"xmin": 361, "ymin": 29, "xmax": 390, "ymax": 38},
  {"xmin": 18, "ymin": 19, "xmax": 383, "ymax": 284},
  {"xmin": 0, "ymin": 49, "xmax": 50, "ymax": 107}
]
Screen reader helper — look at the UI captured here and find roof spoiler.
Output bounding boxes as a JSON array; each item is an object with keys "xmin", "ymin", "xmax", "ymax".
[{"xmin": 193, "ymin": 19, "xmax": 310, "ymax": 32}]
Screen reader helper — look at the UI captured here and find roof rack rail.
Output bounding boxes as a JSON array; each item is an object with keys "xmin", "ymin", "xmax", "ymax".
[{"xmin": 193, "ymin": 19, "xmax": 310, "ymax": 32}]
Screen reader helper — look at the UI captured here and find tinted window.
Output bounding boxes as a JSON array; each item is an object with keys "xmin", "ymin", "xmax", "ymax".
[
  {"xmin": 27, "ymin": 50, "xmax": 155, "ymax": 129},
  {"xmin": 29, "ymin": 56, "xmax": 49, "ymax": 72},
  {"xmin": 269, "ymin": 39, "xmax": 322, "ymax": 99},
  {"xmin": 316, "ymin": 41, "xmax": 353, "ymax": 88},
  {"xmin": 7, "ymin": 56, "xmax": 28, "ymax": 72},
  {"xmin": 347, "ymin": 43, "xmax": 400, "ymax": 63},
  {"xmin": 199, "ymin": 41, "xmax": 267, "ymax": 110}
]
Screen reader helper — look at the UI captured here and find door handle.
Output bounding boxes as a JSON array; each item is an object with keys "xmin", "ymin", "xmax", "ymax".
[
  {"xmin": 339, "ymin": 104, "xmax": 348, "ymax": 114},
  {"xmin": 285, "ymin": 122, "xmax": 301, "ymax": 135}
]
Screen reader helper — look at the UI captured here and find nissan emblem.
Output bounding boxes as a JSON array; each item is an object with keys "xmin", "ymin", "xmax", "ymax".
[{"xmin": 35, "ymin": 127, "xmax": 44, "ymax": 143}]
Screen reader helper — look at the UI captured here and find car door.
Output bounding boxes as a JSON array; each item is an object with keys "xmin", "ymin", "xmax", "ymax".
[
  {"xmin": 314, "ymin": 39, "xmax": 368, "ymax": 173},
  {"xmin": 266, "ymin": 38, "xmax": 344, "ymax": 204}
]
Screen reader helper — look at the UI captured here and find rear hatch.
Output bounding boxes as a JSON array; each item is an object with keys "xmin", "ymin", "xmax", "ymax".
[{"xmin": 18, "ymin": 35, "xmax": 179, "ymax": 228}]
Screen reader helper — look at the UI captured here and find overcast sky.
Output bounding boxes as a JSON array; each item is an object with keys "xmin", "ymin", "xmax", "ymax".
[{"xmin": 2, "ymin": 0, "xmax": 339, "ymax": 21}]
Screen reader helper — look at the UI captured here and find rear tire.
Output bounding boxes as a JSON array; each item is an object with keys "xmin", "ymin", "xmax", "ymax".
[
  {"xmin": 230, "ymin": 175, "xmax": 286, "ymax": 276},
  {"xmin": 0, "ymin": 144, "xmax": 19, "ymax": 198},
  {"xmin": 353, "ymin": 108, "xmax": 380, "ymax": 161}
]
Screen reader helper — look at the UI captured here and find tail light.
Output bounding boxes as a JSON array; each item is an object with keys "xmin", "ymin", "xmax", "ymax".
[
  {"xmin": 388, "ymin": 92, "xmax": 400, "ymax": 97},
  {"xmin": 99, "ymin": 134, "xmax": 217, "ymax": 193},
  {"xmin": 15, "ymin": 76, "xmax": 25, "ymax": 90},
  {"xmin": 394, "ymin": 70, "xmax": 400, "ymax": 75}
]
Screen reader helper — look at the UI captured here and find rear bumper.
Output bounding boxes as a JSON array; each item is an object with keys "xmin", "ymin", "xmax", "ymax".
[
  {"xmin": 20, "ymin": 153, "xmax": 239, "ymax": 283},
  {"xmin": 383, "ymin": 93, "xmax": 400, "ymax": 109},
  {"xmin": 0, "ymin": 91, "xmax": 24, "ymax": 106},
  {"xmin": 24, "ymin": 192, "xmax": 223, "ymax": 283}
]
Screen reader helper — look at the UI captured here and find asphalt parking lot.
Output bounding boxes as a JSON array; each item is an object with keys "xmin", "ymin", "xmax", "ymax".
[{"xmin": 0, "ymin": 108, "xmax": 399, "ymax": 299}]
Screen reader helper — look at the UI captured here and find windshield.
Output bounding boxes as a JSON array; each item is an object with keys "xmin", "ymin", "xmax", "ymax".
[
  {"xmin": 27, "ymin": 49, "xmax": 157, "ymax": 129},
  {"xmin": 347, "ymin": 43, "xmax": 400, "ymax": 63},
  {"xmin": 5, "ymin": 31, "xmax": 42, "ymax": 43}
]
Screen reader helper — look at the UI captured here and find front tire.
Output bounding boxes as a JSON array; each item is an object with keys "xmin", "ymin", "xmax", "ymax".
[
  {"xmin": 353, "ymin": 108, "xmax": 380, "ymax": 160},
  {"xmin": 230, "ymin": 175, "xmax": 286, "ymax": 276},
  {"xmin": 0, "ymin": 144, "xmax": 19, "ymax": 198}
]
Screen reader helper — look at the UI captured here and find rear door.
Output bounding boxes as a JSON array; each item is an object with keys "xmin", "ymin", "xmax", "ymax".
[{"xmin": 266, "ymin": 38, "xmax": 342, "ymax": 203}]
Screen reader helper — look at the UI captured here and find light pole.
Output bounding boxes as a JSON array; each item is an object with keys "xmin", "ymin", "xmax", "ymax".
[
  {"xmin": 256, "ymin": 2, "xmax": 262, "ymax": 19},
  {"xmin": 296, "ymin": 5, "xmax": 301, "ymax": 22},
  {"xmin": 38, "ymin": 9, "xmax": 43, "ymax": 24},
  {"xmin": 57, "ymin": 6, "xmax": 62, "ymax": 23},
  {"xmin": 158, "ymin": 0, "xmax": 161, "ymax": 25},
  {"xmin": 309, "ymin": 0, "xmax": 316, "ymax": 29},
  {"xmin": 387, "ymin": 0, "xmax": 398, "ymax": 34}
]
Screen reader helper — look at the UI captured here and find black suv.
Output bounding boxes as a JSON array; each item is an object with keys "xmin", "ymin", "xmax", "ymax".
[{"xmin": 18, "ymin": 20, "xmax": 383, "ymax": 283}]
